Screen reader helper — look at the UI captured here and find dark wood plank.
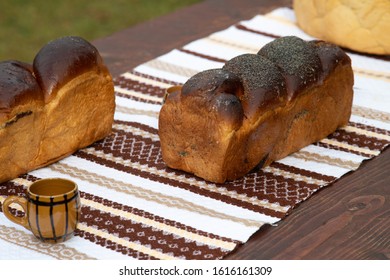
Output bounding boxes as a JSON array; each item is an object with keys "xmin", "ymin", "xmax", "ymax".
[
  {"xmin": 225, "ymin": 148, "xmax": 390, "ymax": 259},
  {"xmin": 93, "ymin": 0, "xmax": 390, "ymax": 259},
  {"xmin": 93, "ymin": 0, "xmax": 291, "ymax": 77}
]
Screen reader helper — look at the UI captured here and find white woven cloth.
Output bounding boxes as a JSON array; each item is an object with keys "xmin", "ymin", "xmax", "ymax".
[{"xmin": 1, "ymin": 7, "xmax": 389, "ymax": 260}]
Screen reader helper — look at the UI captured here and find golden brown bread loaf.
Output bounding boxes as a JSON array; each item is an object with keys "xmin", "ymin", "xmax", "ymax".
[
  {"xmin": 159, "ymin": 36, "xmax": 354, "ymax": 183},
  {"xmin": 294, "ymin": 0, "xmax": 390, "ymax": 55},
  {"xmin": 0, "ymin": 36, "xmax": 115, "ymax": 183}
]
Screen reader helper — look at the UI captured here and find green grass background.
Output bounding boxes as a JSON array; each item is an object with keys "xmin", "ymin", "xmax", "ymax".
[{"xmin": 0, "ymin": 0, "xmax": 201, "ymax": 62}]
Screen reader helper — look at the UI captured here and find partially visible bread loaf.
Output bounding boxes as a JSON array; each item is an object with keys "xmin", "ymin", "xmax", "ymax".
[
  {"xmin": 294, "ymin": 0, "xmax": 390, "ymax": 55},
  {"xmin": 0, "ymin": 36, "xmax": 115, "ymax": 183},
  {"xmin": 159, "ymin": 36, "xmax": 354, "ymax": 183}
]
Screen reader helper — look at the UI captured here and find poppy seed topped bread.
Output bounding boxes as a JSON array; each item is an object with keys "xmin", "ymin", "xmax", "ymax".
[
  {"xmin": 0, "ymin": 36, "xmax": 115, "ymax": 183},
  {"xmin": 159, "ymin": 36, "xmax": 354, "ymax": 183}
]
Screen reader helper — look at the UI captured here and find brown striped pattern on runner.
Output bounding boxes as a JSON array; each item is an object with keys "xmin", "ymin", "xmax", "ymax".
[
  {"xmin": 115, "ymin": 77, "xmax": 165, "ymax": 104},
  {"xmin": 1, "ymin": 7, "xmax": 389, "ymax": 260},
  {"xmin": 77, "ymin": 122, "xmax": 291, "ymax": 215},
  {"xmin": 1, "ymin": 176, "xmax": 238, "ymax": 260},
  {"xmin": 0, "ymin": 225, "xmax": 95, "ymax": 260}
]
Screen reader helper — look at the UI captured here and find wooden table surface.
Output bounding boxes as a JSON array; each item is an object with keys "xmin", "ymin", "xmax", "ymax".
[{"xmin": 93, "ymin": 0, "xmax": 390, "ymax": 260}]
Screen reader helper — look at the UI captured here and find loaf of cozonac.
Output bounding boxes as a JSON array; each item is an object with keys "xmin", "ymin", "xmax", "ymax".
[
  {"xmin": 159, "ymin": 36, "xmax": 354, "ymax": 183},
  {"xmin": 0, "ymin": 36, "xmax": 115, "ymax": 183}
]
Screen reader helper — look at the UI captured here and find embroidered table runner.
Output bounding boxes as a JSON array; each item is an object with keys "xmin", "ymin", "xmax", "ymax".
[{"xmin": 1, "ymin": 7, "xmax": 389, "ymax": 260}]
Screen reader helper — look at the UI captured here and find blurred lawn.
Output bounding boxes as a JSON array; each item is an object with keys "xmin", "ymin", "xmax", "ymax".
[{"xmin": 0, "ymin": 0, "xmax": 201, "ymax": 62}]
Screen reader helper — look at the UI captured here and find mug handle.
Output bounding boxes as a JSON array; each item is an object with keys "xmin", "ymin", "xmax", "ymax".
[{"xmin": 2, "ymin": 196, "xmax": 30, "ymax": 229}]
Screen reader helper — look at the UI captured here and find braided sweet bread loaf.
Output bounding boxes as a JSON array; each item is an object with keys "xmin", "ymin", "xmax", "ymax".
[
  {"xmin": 294, "ymin": 0, "xmax": 390, "ymax": 55},
  {"xmin": 159, "ymin": 36, "xmax": 354, "ymax": 183}
]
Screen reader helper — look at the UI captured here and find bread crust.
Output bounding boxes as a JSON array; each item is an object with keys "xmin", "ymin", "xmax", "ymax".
[
  {"xmin": 159, "ymin": 36, "xmax": 354, "ymax": 183},
  {"xmin": 0, "ymin": 36, "xmax": 115, "ymax": 183},
  {"xmin": 294, "ymin": 0, "xmax": 390, "ymax": 55}
]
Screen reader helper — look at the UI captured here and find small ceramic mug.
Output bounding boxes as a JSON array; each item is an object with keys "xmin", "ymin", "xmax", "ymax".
[{"xmin": 2, "ymin": 178, "xmax": 81, "ymax": 243}]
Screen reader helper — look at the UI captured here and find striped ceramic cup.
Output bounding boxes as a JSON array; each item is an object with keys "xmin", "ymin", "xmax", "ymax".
[{"xmin": 2, "ymin": 178, "xmax": 81, "ymax": 243}]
